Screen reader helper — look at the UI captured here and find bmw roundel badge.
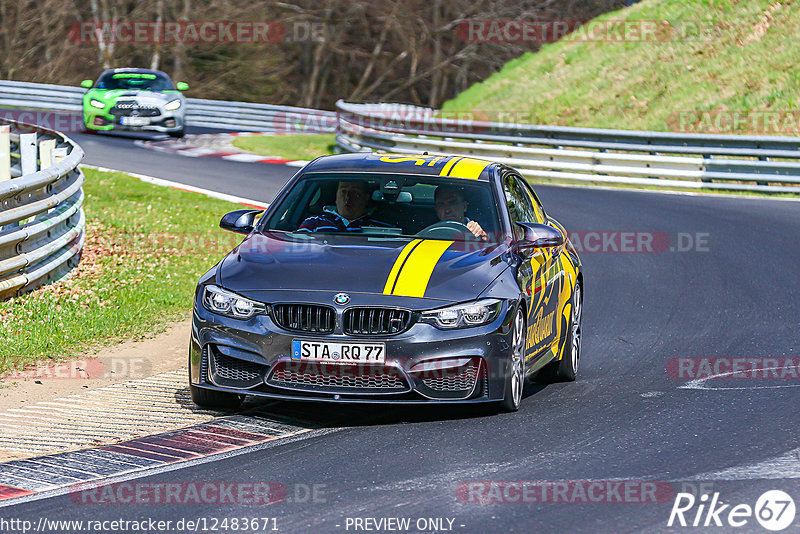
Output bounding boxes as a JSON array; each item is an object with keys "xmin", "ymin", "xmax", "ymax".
[{"xmin": 334, "ymin": 293, "xmax": 350, "ymax": 305}]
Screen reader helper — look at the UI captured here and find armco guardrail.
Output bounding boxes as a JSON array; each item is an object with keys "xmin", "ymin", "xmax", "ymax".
[
  {"xmin": 336, "ymin": 101, "xmax": 800, "ymax": 194},
  {"xmin": 0, "ymin": 80, "xmax": 336, "ymax": 133},
  {"xmin": 0, "ymin": 118, "xmax": 85, "ymax": 299}
]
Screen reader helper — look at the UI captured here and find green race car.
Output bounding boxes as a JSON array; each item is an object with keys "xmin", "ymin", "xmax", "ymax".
[{"xmin": 81, "ymin": 68, "xmax": 188, "ymax": 137}]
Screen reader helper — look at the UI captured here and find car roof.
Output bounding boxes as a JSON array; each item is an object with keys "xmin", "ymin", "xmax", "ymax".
[
  {"xmin": 101, "ymin": 68, "xmax": 171, "ymax": 78},
  {"xmin": 302, "ymin": 152, "xmax": 497, "ymax": 181}
]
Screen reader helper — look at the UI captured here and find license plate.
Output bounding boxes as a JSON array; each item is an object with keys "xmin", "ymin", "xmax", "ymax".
[
  {"xmin": 121, "ymin": 116, "xmax": 150, "ymax": 126},
  {"xmin": 292, "ymin": 340, "xmax": 385, "ymax": 363}
]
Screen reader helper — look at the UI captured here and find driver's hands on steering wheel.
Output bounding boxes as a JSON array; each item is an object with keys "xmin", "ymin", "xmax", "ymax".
[{"xmin": 465, "ymin": 220, "xmax": 487, "ymax": 241}]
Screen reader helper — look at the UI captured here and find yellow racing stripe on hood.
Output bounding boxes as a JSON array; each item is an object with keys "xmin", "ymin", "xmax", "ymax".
[
  {"xmin": 390, "ymin": 239, "xmax": 454, "ymax": 298},
  {"xmin": 383, "ymin": 239, "xmax": 422, "ymax": 295}
]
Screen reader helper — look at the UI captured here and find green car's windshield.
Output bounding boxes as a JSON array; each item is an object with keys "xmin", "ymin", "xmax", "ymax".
[
  {"xmin": 94, "ymin": 72, "xmax": 175, "ymax": 91},
  {"xmin": 262, "ymin": 173, "xmax": 503, "ymax": 242}
]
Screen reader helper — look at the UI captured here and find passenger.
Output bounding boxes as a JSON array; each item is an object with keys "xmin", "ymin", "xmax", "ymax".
[
  {"xmin": 434, "ymin": 185, "xmax": 487, "ymax": 240},
  {"xmin": 298, "ymin": 180, "xmax": 391, "ymax": 232}
]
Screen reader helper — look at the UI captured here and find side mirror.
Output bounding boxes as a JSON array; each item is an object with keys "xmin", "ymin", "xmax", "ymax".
[
  {"xmin": 80, "ymin": 79, "xmax": 93, "ymax": 89},
  {"xmin": 516, "ymin": 222, "xmax": 564, "ymax": 249},
  {"xmin": 220, "ymin": 209, "xmax": 263, "ymax": 235},
  {"xmin": 176, "ymin": 81, "xmax": 189, "ymax": 91}
]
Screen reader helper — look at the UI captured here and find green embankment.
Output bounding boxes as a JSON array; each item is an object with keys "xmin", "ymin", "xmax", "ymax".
[{"xmin": 442, "ymin": 0, "xmax": 800, "ymax": 135}]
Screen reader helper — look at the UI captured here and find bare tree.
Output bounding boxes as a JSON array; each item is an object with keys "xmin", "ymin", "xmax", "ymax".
[{"xmin": 0, "ymin": 0, "xmax": 627, "ymax": 108}]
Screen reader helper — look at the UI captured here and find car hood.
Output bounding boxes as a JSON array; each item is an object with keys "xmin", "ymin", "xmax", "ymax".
[
  {"xmin": 86, "ymin": 89, "xmax": 180, "ymax": 104},
  {"xmin": 218, "ymin": 232, "xmax": 510, "ymax": 306}
]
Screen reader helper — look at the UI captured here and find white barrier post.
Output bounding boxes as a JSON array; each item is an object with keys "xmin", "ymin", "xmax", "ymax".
[
  {"xmin": 0, "ymin": 125, "xmax": 9, "ymax": 181},
  {"xmin": 39, "ymin": 138, "xmax": 56, "ymax": 169},
  {"xmin": 52, "ymin": 147, "xmax": 68, "ymax": 164},
  {"xmin": 19, "ymin": 132, "xmax": 37, "ymax": 176}
]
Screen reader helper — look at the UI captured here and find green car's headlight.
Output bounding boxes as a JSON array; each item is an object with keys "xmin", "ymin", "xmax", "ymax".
[
  {"xmin": 202, "ymin": 285, "xmax": 267, "ymax": 320},
  {"xmin": 420, "ymin": 299, "xmax": 503, "ymax": 329},
  {"xmin": 164, "ymin": 99, "xmax": 182, "ymax": 111},
  {"xmin": 89, "ymin": 99, "xmax": 105, "ymax": 109}
]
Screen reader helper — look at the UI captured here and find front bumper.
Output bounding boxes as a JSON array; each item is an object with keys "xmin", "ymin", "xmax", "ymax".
[
  {"xmin": 189, "ymin": 291, "xmax": 516, "ymax": 405},
  {"xmin": 83, "ymin": 107, "xmax": 185, "ymax": 133}
]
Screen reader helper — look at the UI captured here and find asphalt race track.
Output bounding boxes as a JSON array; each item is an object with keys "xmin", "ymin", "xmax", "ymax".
[
  {"xmin": 3, "ymin": 129, "xmax": 799, "ymax": 533},
  {"xmin": 71, "ymin": 128, "xmax": 297, "ymax": 202}
]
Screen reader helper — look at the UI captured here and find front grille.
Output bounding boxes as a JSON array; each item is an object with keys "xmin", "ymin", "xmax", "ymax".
[
  {"xmin": 210, "ymin": 347, "xmax": 267, "ymax": 389},
  {"xmin": 268, "ymin": 361, "xmax": 408, "ymax": 393},
  {"xmin": 419, "ymin": 359, "xmax": 479, "ymax": 392},
  {"xmin": 110, "ymin": 104, "xmax": 161, "ymax": 117},
  {"xmin": 200, "ymin": 346, "xmax": 209, "ymax": 382},
  {"xmin": 272, "ymin": 304, "xmax": 335, "ymax": 333},
  {"xmin": 343, "ymin": 307, "xmax": 411, "ymax": 335}
]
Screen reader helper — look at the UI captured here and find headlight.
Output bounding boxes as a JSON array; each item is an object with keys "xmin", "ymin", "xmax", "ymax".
[
  {"xmin": 89, "ymin": 99, "xmax": 105, "ymax": 109},
  {"xmin": 202, "ymin": 285, "xmax": 267, "ymax": 320},
  {"xmin": 420, "ymin": 299, "xmax": 503, "ymax": 329},
  {"xmin": 164, "ymin": 99, "xmax": 182, "ymax": 111}
]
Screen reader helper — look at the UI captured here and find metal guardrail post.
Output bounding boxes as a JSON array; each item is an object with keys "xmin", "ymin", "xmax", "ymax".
[{"xmin": 0, "ymin": 125, "xmax": 8, "ymax": 181}]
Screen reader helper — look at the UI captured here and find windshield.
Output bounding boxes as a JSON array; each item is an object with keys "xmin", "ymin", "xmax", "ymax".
[
  {"xmin": 262, "ymin": 173, "xmax": 503, "ymax": 242},
  {"xmin": 95, "ymin": 72, "xmax": 175, "ymax": 91}
]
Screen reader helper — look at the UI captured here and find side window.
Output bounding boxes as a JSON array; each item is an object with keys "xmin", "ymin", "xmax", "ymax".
[
  {"xmin": 503, "ymin": 174, "xmax": 536, "ymax": 240},
  {"xmin": 518, "ymin": 178, "xmax": 546, "ymax": 223}
]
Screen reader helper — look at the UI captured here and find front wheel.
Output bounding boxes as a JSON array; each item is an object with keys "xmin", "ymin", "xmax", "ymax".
[
  {"xmin": 190, "ymin": 384, "xmax": 244, "ymax": 410},
  {"xmin": 168, "ymin": 127, "xmax": 186, "ymax": 138},
  {"xmin": 499, "ymin": 307, "xmax": 526, "ymax": 412}
]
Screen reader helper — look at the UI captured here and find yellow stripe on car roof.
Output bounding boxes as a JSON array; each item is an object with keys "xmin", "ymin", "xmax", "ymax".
[
  {"xmin": 438, "ymin": 157, "xmax": 463, "ymax": 177},
  {"xmin": 446, "ymin": 157, "xmax": 492, "ymax": 180}
]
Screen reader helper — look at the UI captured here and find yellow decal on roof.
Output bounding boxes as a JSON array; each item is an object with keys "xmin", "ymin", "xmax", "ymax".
[
  {"xmin": 440, "ymin": 157, "xmax": 491, "ymax": 179},
  {"xmin": 438, "ymin": 157, "xmax": 463, "ymax": 177}
]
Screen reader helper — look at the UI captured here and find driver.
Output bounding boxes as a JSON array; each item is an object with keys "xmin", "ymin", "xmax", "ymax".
[
  {"xmin": 298, "ymin": 180, "xmax": 391, "ymax": 232},
  {"xmin": 434, "ymin": 185, "xmax": 487, "ymax": 240}
]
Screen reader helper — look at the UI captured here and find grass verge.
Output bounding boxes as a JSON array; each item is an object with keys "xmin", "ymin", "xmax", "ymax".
[
  {"xmin": 0, "ymin": 167, "xmax": 245, "ymax": 376},
  {"xmin": 232, "ymin": 133, "xmax": 337, "ymax": 161},
  {"xmin": 442, "ymin": 0, "xmax": 800, "ymax": 135}
]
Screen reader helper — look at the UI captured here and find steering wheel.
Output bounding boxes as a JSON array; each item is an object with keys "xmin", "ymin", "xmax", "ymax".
[{"xmin": 415, "ymin": 220, "xmax": 475, "ymax": 239}]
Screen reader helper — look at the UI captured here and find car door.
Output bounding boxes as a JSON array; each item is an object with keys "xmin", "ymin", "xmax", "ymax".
[{"xmin": 502, "ymin": 172, "xmax": 561, "ymax": 367}]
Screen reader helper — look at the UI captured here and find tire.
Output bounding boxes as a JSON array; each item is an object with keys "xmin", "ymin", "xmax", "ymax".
[
  {"xmin": 499, "ymin": 306, "xmax": 526, "ymax": 412},
  {"xmin": 538, "ymin": 281, "xmax": 582, "ymax": 383},
  {"xmin": 190, "ymin": 383, "xmax": 244, "ymax": 410},
  {"xmin": 168, "ymin": 127, "xmax": 185, "ymax": 138}
]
